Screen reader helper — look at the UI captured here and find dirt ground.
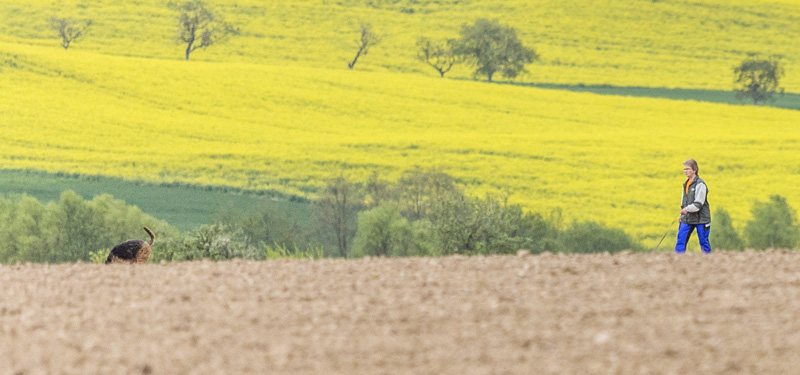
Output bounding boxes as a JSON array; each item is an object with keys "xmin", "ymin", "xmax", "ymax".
[{"xmin": 2, "ymin": 251, "xmax": 800, "ymax": 375}]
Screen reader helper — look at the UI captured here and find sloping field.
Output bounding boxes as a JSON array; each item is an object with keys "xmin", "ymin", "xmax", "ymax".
[
  {"xmin": 2, "ymin": 42, "xmax": 800, "ymax": 242},
  {"xmin": 2, "ymin": 0, "xmax": 800, "ymax": 243},
  {"xmin": 2, "ymin": 252, "xmax": 800, "ymax": 374},
  {"xmin": 3, "ymin": 0, "xmax": 800, "ymax": 90}
]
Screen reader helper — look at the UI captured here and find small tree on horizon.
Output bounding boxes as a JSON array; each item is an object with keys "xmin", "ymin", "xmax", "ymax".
[
  {"xmin": 453, "ymin": 18, "xmax": 539, "ymax": 82},
  {"xmin": 416, "ymin": 37, "xmax": 458, "ymax": 77},
  {"xmin": 347, "ymin": 22, "xmax": 381, "ymax": 69},
  {"xmin": 734, "ymin": 54, "xmax": 785, "ymax": 105},
  {"xmin": 50, "ymin": 16, "xmax": 92, "ymax": 49},
  {"xmin": 169, "ymin": 0, "xmax": 239, "ymax": 60}
]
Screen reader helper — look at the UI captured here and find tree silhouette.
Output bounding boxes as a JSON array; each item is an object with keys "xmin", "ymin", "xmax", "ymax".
[
  {"xmin": 50, "ymin": 17, "xmax": 92, "ymax": 50},
  {"xmin": 453, "ymin": 19, "xmax": 538, "ymax": 82},
  {"xmin": 416, "ymin": 37, "xmax": 458, "ymax": 77},
  {"xmin": 734, "ymin": 54, "xmax": 785, "ymax": 104},
  {"xmin": 169, "ymin": 0, "xmax": 239, "ymax": 60},
  {"xmin": 347, "ymin": 22, "xmax": 381, "ymax": 70}
]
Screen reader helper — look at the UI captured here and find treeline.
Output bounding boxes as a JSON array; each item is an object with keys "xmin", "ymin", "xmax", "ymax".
[
  {"xmin": 153, "ymin": 180, "xmax": 800, "ymax": 260},
  {"xmin": 148, "ymin": 169, "xmax": 644, "ymax": 261},
  {"xmin": 154, "ymin": 169, "xmax": 641, "ymax": 261},
  {"xmin": 0, "ymin": 169, "xmax": 641, "ymax": 263},
  {"xmin": 306, "ymin": 169, "xmax": 640, "ymax": 258},
  {"xmin": 1, "ymin": 170, "xmax": 797, "ymax": 264},
  {"xmin": 0, "ymin": 191, "xmax": 176, "ymax": 263}
]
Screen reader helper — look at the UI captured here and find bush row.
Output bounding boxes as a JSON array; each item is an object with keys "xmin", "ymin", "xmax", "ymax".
[
  {"xmin": 2, "ymin": 172, "xmax": 795, "ymax": 263},
  {"xmin": 0, "ymin": 191, "xmax": 176, "ymax": 263},
  {"xmin": 184, "ymin": 169, "xmax": 644, "ymax": 260}
]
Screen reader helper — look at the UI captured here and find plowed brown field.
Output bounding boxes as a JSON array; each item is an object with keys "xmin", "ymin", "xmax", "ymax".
[{"xmin": 2, "ymin": 251, "xmax": 800, "ymax": 375}]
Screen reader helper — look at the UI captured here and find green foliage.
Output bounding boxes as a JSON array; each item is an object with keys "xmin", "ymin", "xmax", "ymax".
[
  {"xmin": 88, "ymin": 249, "xmax": 108, "ymax": 264},
  {"xmin": 453, "ymin": 18, "xmax": 539, "ymax": 82},
  {"xmin": 264, "ymin": 243, "xmax": 324, "ymax": 260},
  {"xmin": 559, "ymin": 221, "xmax": 639, "ymax": 253},
  {"xmin": 426, "ymin": 189, "xmax": 476, "ymax": 255},
  {"xmin": 152, "ymin": 219, "xmax": 326, "ymax": 261},
  {"xmin": 349, "ymin": 170, "xmax": 563, "ymax": 257},
  {"xmin": 734, "ymin": 54, "xmax": 785, "ymax": 105},
  {"xmin": 216, "ymin": 200, "xmax": 312, "ymax": 250},
  {"xmin": 152, "ymin": 222, "xmax": 259, "ymax": 262},
  {"xmin": 0, "ymin": 169, "xmax": 299, "ymax": 232},
  {"xmin": 0, "ymin": 172, "xmax": 645, "ymax": 263},
  {"xmin": 711, "ymin": 207, "xmax": 744, "ymax": 251},
  {"xmin": 394, "ymin": 168, "xmax": 458, "ymax": 221},
  {"xmin": 352, "ymin": 202, "xmax": 413, "ymax": 257},
  {"xmin": 0, "ymin": 191, "xmax": 176, "ymax": 263},
  {"xmin": 311, "ymin": 175, "xmax": 365, "ymax": 257},
  {"xmin": 744, "ymin": 195, "xmax": 799, "ymax": 249}
]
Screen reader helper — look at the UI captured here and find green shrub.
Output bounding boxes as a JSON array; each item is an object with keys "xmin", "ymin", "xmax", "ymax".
[
  {"xmin": 0, "ymin": 191, "xmax": 176, "ymax": 263},
  {"xmin": 352, "ymin": 203, "xmax": 413, "ymax": 257},
  {"xmin": 744, "ymin": 195, "xmax": 799, "ymax": 249},
  {"xmin": 264, "ymin": 243, "xmax": 325, "ymax": 260},
  {"xmin": 89, "ymin": 249, "xmax": 108, "ymax": 264},
  {"xmin": 152, "ymin": 223, "xmax": 260, "ymax": 262},
  {"xmin": 711, "ymin": 208, "xmax": 744, "ymax": 250},
  {"xmin": 559, "ymin": 221, "xmax": 639, "ymax": 253}
]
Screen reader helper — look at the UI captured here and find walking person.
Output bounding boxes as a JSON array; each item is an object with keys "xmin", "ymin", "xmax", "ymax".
[{"xmin": 676, "ymin": 158, "xmax": 711, "ymax": 253}]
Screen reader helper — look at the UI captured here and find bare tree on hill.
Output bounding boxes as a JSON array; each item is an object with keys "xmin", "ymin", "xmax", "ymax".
[
  {"xmin": 169, "ymin": 0, "xmax": 239, "ymax": 60},
  {"xmin": 50, "ymin": 17, "xmax": 92, "ymax": 49},
  {"xmin": 416, "ymin": 37, "xmax": 458, "ymax": 77},
  {"xmin": 348, "ymin": 22, "xmax": 381, "ymax": 69}
]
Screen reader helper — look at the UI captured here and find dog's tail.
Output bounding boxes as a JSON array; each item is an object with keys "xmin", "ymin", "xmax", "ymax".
[{"xmin": 143, "ymin": 226, "xmax": 155, "ymax": 245}]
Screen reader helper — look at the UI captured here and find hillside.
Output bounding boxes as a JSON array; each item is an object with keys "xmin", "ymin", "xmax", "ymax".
[
  {"xmin": 3, "ymin": 0, "xmax": 799, "ymax": 89},
  {"xmin": 1, "ymin": 0, "xmax": 800, "ymax": 244}
]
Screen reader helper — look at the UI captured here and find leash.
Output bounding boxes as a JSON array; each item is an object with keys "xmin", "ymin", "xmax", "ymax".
[{"xmin": 653, "ymin": 215, "xmax": 681, "ymax": 251}]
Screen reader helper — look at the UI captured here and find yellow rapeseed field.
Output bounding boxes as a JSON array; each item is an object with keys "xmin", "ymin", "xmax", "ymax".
[
  {"xmin": 1, "ymin": 0, "xmax": 799, "ymax": 245},
  {"xmin": 3, "ymin": 0, "xmax": 799, "ymax": 89}
]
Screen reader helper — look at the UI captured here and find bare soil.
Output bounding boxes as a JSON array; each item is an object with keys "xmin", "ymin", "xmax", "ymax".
[{"xmin": 2, "ymin": 251, "xmax": 800, "ymax": 375}]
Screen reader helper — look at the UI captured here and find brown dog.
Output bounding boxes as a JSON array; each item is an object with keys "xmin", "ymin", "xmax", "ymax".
[{"xmin": 105, "ymin": 227, "xmax": 155, "ymax": 264}]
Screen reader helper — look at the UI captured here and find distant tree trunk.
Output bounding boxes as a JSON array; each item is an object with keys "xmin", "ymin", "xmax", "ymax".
[
  {"xmin": 185, "ymin": 34, "xmax": 194, "ymax": 60},
  {"xmin": 337, "ymin": 190, "xmax": 348, "ymax": 255},
  {"xmin": 312, "ymin": 175, "xmax": 364, "ymax": 257},
  {"xmin": 348, "ymin": 44, "xmax": 366, "ymax": 70}
]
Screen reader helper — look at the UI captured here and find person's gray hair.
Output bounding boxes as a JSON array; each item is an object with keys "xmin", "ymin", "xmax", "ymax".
[{"xmin": 683, "ymin": 158, "xmax": 699, "ymax": 175}]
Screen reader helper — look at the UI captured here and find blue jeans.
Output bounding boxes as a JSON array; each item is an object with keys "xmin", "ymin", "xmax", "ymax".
[{"xmin": 675, "ymin": 222, "xmax": 711, "ymax": 254}]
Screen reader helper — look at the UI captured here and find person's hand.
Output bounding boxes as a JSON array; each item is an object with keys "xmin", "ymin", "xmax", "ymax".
[{"xmin": 680, "ymin": 208, "xmax": 688, "ymax": 215}]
